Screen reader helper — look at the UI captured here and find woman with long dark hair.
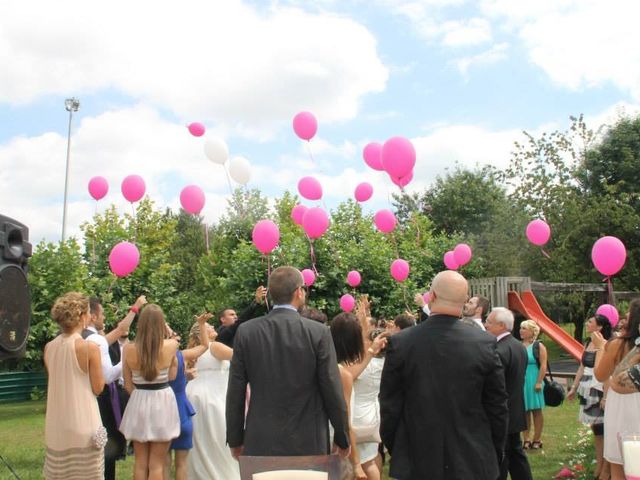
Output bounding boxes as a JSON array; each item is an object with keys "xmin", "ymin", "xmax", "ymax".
[
  {"xmin": 567, "ymin": 314, "xmax": 612, "ymax": 480},
  {"xmin": 119, "ymin": 305, "xmax": 180, "ymax": 480},
  {"xmin": 593, "ymin": 299, "xmax": 640, "ymax": 480},
  {"xmin": 331, "ymin": 312, "xmax": 367, "ymax": 480}
]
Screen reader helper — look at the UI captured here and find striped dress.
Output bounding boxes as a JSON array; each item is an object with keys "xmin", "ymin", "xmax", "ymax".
[{"xmin": 43, "ymin": 333, "xmax": 103, "ymax": 479}]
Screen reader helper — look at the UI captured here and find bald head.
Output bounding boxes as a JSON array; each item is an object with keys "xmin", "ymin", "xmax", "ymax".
[{"xmin": 429, "ymin": 270, "xmax": 468, "ymax": 317}]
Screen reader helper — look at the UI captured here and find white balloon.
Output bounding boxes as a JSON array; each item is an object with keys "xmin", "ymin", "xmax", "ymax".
[
  {"xmin": 229, "ymin": 156, "xmax": 252, "ymax": 185},
  {"xmin": 204, "ymin": 138, "xmax": 229, "ymax": 165}
]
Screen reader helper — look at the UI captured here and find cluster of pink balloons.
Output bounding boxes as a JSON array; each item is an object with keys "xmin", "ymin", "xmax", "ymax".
[
  {"xmin": 109, "ymin": 241, "xmax": 140, "ymax": 277},
  {"xmin": 293, "ymin": 112, "xmax": 318, "ymax": 141},
  {"xmin": 443, "ymin": 243, "xmax": 473, "ymax": 270},
  {"xmin": 363, "ymin": 136, "xmax": 416, "ymax": 189},
  {"xmin": 526, "ymin": 220, "xmax": 551, "ymax": 246},
  {"xmin": 592, "ymin": 236, "xmax": 626, "ymax": 276},
  {"xmin": 252, "ymin": 220, "xmax": 280, "ymax": 254},
  {"xmin": 596, "ymin": 304, "xmax": 619, "ymax": 327},
  {"xmin": 180, "ymin": 185, "xmax": 205, "ymax": 215}
]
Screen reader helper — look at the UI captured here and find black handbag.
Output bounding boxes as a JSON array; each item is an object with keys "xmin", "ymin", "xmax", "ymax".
[{"xmin": 543, "ymin": 369, "xmax": 565, "ymax": 407}]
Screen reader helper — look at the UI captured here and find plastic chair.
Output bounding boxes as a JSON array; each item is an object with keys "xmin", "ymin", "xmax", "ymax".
[{"xmin": 239, "ymin": 454, "xmax": 341, "ymax": 480}]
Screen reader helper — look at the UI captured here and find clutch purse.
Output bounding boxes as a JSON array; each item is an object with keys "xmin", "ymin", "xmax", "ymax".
[{"xmin": 91, "ymin": 425, "xmax": 108, "ymax": 450}]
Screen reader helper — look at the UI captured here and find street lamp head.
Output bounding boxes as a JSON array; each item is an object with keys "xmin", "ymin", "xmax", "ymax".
[{"xmin": 64, "ymin": 97, "xmax": 80, "ymax": 112}]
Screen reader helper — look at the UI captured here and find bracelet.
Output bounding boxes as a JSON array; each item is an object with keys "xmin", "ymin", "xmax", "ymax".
[
  {"xmin": 367, "ymin": 347, "xmax": 376, "ymax": 355},
  {"xmin": 129, "ymin": 306, "xmax": 139, "ymax": 314}
]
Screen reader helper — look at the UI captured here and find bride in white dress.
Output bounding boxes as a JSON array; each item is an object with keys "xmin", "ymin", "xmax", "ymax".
[{"xmin": 186, "ymin": 324, "xmax": 240, "ymax": 480}]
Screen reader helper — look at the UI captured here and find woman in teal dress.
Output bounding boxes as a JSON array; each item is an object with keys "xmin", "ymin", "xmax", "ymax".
[{"xmin": 520, "ymin": 319, "xmax": 547, "ymax": 450}]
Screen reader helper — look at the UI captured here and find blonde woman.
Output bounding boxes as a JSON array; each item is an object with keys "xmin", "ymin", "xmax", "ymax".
[
  {"xmin": 519, "ymin": 320, "xmax": 547, "ymax": 449},
  {"xmin": 119, "ymin": 305, "xmax": 180, "ymax": 480},
  {"xmin": 43, "ymin": 292, "xmax": 105, "ymax": 479}
]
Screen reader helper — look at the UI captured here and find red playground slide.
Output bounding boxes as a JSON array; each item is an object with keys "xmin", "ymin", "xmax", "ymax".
[{"xmin": 507, "ymin": 291, "xmax": 583, "ymax": 361}]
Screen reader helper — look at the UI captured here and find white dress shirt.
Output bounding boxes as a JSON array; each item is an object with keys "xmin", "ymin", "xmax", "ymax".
[{"xmin": 85, "ymin": 326, "xmax": 122, "ymax": 384}]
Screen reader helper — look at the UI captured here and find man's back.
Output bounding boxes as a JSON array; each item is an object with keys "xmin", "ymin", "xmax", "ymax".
[
  {"xmin": 380, "ymin": 314, "xmax": 508, "ymax": 480},
  {"xmin": 226, "ymin": 308, "xmax": 348, "ymax": 456}
]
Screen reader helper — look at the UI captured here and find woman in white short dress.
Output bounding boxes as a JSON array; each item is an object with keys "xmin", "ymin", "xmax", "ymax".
[{"xmin": 119, "ymin": 304, "xmax": 180, "ymax": 480}]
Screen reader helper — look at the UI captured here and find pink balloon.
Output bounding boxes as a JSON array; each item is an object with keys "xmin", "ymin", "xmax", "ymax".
[
  {"xmin": 390, "ymin": 171, "xmax": 413, "ymax": 188},
  {"xmin": 88, "ymin": 176, "xmax": 109, "ymax": 201},
  {"xmin": 292, "ymin": 111, "xmax": 318, "ymax": 141},
  {"xmin": 443, "ymin": 251, "xmax": 459, "ymax": 270},
  {"xmin": 121, "ymin": 175, "xmax": 146, "ymax": 203},
  {"xmin": 592, "ymin": 236, "xmax": 626, "ymax": 276},
  {"xmin": 301, "ymin": 268, "xmax": 316, "ymax": 287},
  {"xmin": 526, "ymin": 219, "xmax": 551, "ymax": 246},
  {"xmin": 340, "ymin": 294, "xmax": 355, "ymax": 313},
  {"xmin": 179, "ymin": 185, "xmax": 206, "ymax": 214},
  {"xmin": 109, "ymin": 241, "xmax": 140, "ymax": 277},
  {"xmin": 374, "ymin": 209, "xmax": 397, "ymax": 233},
  {"xmin": 354, "ymin": 182, "xmax": 373, "ymax": 202},
  {"xmin": 302, "ymin": 207, "xmax": 330, "ymax": 239},
  {"xmin": 252, "ymin": 220, "xmax": 280, "ymax": 254},
  {"xmin": 187, "ymin": 122, "xmax": 205, "ymax": 137},
  {"xmin": 453, "ymin": 243, "xmax": 472, "ymax": 266},
  {"xmin": 298, "ymin": 176, "xmax": 323, "ymax": 201},
  {"xmin": 390, "ymin": 259, "xmax": 410, "ymax": 282},
  {"xmin": 291, "ymin": 204, "xmax": 308, "ymax": 225},
  {"xmin": 596, "ymin": 304, "xmax": 619, "ymax": 328},
  {"xmin": 381, "ymin": 136, "xmax": 416, "ymax": 179},
  {"xmin": 346, "ymin": 271, "xmax": 361, "ymax": 288},
  {"xmin": 362, "ymin": 142, "xmax": 384, "ymax": 171},
  {"xmin": 422, "ymin": 292, "xmax": 431, "ymax": 304}
]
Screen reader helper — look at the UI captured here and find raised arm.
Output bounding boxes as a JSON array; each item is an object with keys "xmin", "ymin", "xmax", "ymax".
[
  {"xmin": 344, "ymin": 333, "xmax": 388, "ymax": 380},
  {"xmin": 105, "ymin": 295, "xmax": 147, "ymax": 345},
  {"xmin": 182, "ymin": 313, "xmax": 213, "ymax": 362}
]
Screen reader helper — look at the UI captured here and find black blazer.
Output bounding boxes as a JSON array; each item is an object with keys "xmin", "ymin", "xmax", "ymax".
[
  {"xmin": 226, "ymin": 308, "xmax": 349, "ymax": 455},
  {"xmin": 379, "ymin": 314, "xmax": 508, "ymax": 480},
  {"xmin": 496, "ymin": 334, "xmax": 528, "ymax": 434}
]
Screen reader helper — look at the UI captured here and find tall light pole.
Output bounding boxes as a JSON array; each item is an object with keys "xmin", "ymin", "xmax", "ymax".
[{"xmin": 61, "ymin": 97, "xmax": 80, "ymax": 242}]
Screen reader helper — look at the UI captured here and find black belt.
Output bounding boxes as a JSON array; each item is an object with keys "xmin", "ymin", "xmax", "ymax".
[{"xmin": 134, "ymin": 382, "xmax": 169, "ymax": 391}]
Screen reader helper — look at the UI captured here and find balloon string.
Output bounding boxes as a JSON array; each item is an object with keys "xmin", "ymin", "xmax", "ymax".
[
  {"xmin": 606, "ymin": 276, "xmax": 614, "ymax": 305},
  {"xmin": 306, "ymin": 141, "xmax": 316, "ymax": 166},
  {"xmin": 204, "ymin": 222, "xmax": 210, "ymax": 254},
  {"xmin": 390, "ymin": 232, "xmax": 400, "ymax": 259},
  {"xmin": 106, "ymin": 276, "xmax": 117, "ymax": 295},
  {"xmin": 541, "ymin": 248, "xmax": 551, "ymax": 259},
  {"xmin": 223, "ymin": 164, "xmax": 234, "ymax": 196},
  {"xmin": 401, "ymin": 283, "xmax": 411, "ymax": 313},
  {"xmin": 308, "ymin": 237, "xmax": 318, "ymax": 275}
]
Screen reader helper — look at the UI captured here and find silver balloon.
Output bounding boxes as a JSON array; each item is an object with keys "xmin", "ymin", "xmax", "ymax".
[{"xmin": 204, "ymin": 138, "xmax": 229, "ymax": 165}]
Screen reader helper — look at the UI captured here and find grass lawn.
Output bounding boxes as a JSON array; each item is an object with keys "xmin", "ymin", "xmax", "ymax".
[{"xmin": 1, "ymin": 399, "xmax": 594, "ymax": 480}]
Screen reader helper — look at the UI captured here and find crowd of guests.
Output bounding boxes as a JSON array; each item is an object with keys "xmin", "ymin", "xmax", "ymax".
[{"xmin": 41, "ymin": 267, "xmax": 640, "ymax": 480}]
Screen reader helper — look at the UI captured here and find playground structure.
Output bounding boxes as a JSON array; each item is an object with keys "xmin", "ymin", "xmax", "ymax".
[{"xmin": 469, "ymin": 277, "xmax": 583, "ymax": 361}]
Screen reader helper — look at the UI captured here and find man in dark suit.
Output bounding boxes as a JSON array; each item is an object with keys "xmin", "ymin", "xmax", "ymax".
[
  {"xmin": 226, "ymin": 266, "xmax": 350, "ymax": 459},
  {"xmin": 379, "ymin": 270, "xmax": 508, "ymax": 480},
  {"xmin": 485, "ymin": 307, "xmax": 533, "ymax": 480}
]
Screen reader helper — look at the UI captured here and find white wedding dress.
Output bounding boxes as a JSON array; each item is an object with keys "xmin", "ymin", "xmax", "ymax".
[{"xmin": 186, "ymin": 350, "xmax": 240, "ymax": 480}]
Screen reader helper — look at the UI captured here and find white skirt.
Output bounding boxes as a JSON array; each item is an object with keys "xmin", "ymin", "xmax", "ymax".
[{"xmin": 119, "ymin": 387, "xmax": 180, "ymax": 442}]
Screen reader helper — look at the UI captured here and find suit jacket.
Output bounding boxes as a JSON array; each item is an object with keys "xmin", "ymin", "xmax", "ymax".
[
  {"xmin": 496, "ymin": 334, "xmax": 528, "ymax": 434},
  {"xmin": 226, "ymin": 308, "xmax": 349, "ymax": 456},
  {"xmin": 379, "ymin": 314, "xmax": 508, "ymax": 480}
]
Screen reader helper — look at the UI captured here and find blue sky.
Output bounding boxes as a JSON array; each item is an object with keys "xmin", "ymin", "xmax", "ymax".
[{"xmin": 1, "ymin": 0, "xmax": 638, "ymax": 243}]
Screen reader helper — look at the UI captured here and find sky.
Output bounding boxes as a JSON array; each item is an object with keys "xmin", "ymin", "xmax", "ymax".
[{"xmin": 2, "ymin": 0, "xmax": 640, "ymax": 245}]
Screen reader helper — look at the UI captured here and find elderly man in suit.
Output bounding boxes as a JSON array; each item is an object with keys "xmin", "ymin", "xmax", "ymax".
[
  {"xmin": 226, "ymin": 266, "xmax": 350, "ymax": 459},
  {"xmin": 486, "ymin": 307, "xmax": 533, "ymax": 480},
  {"xmin": 379, "ymin": 270, "xmax": 508, "ymax": 480}
]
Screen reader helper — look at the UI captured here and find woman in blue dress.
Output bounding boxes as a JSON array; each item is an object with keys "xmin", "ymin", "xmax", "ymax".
[
  {"xmin": 519, "ymin": 319, "xmax": 547, "ymax": 450},
  {"xmin": 165, "ymin": 312, "xmax": 212, "ymax": 480}
]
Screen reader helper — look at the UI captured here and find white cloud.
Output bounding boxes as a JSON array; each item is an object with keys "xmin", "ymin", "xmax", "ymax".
[
  {"xmin": 441, "ymin": 18, "xmax": 492, "ymax": 47},
  {"xmin": 481, "ymin": 0, "xmax": 640, "ymax": 99},
  {"xmin": 452, "ymin": 42, "xmax": 508, "ymax": 75},
  {"xmin": 0, "ymin": 0, "xmax": 388, "ymax": 137}
]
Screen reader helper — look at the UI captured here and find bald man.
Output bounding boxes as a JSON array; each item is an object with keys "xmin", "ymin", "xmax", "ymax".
[{"xmin": 379, "ymin": 270, "xmax": 508, "ymax": 480}]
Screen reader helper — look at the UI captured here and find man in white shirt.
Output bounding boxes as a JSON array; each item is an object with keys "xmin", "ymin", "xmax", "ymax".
[
  {"xmin": 461, "ymin": 295, "xmax": 490, "ymax": 331},
  {"xmin": 82, "ymin": 295, "xmax": 146, "ymax": 480}
]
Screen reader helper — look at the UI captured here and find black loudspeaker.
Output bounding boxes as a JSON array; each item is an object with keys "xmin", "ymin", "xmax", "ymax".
[{"xmin": 0, "ymin": 215, "xmax": 32, "ymax": 361}]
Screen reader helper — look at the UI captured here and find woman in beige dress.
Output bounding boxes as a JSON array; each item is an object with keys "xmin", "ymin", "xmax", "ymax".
[{"xmin": 43, "ymin": 292, "xmax": 105, "ymax": 479}]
